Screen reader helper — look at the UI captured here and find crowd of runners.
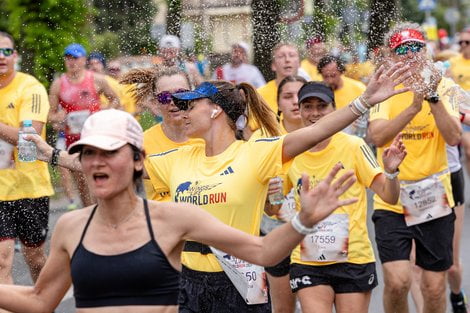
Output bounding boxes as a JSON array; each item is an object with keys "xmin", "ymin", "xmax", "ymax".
[{"xmin": 0, "ymin": 18, "xmax": 469, "ymax": 313}]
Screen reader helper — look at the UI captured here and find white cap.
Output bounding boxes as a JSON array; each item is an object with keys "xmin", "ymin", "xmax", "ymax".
[
  {"xmin": 68, "ymin": 109, "xmax": 143, "ymax": 154},
  {"xmin": 159, "ymin": 35, "xmax": 181, "ymax": 49},
  {"xmin": 233, "ymin": 41, "xmax": 249, "ymax": 54}
]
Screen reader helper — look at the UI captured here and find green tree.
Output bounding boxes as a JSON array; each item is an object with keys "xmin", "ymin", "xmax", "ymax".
[
  {"xmin": 166, "ymin": 0, "xmax": 181, "ymax": 37},
  {"xmin": 368, "ymin": 0, "xmax": 398, "ymax": 50},
  {"xmin": 93, "ymin": 0, "xmax": 157, "ymax": 56},
  {"xmin": 5, "ymin": 0, "xmax": 91, "ymax": 86}
]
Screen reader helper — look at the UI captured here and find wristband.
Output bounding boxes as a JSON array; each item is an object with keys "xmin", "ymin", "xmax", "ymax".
[
  {"xmin": 359, "ymin": 96, "xmax": 372, "ymax": 109},
  {"xmin": 384, "ymin": 169, "xmax": 400, "ymax": 180},
  {"xmin": 50, "ymin": 148, "xmax": 61, "ymax": 167},
  {"xmin": 290, "ymin": 212, "xmax": 315, "ymax": 235},
  {"xmin": 460, "ymin": 112, "xmax": 466, "ymax": 123},
  {"xmin": 352, "ymin": 98, "xmax": 368, "ymax": 115},
  {"xmin": 349, "ymin": 103, "xmax": 362, "ymax": 116}
]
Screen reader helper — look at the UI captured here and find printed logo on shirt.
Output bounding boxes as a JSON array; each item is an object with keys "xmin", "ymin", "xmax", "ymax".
[
  {"xmin": 6, "ymin": 103, "xmax": 14, "ymax": 109},
  {"xmin": 295, "ymin": 175, "xmax": 322, "ymax": 196},
  {"xmin": 174, "ymin": 180, "xmax": 226, "ymax": 205},
  {"xmin": 220, "ymin": 166, "xmax": 234, "ymax": 176}
]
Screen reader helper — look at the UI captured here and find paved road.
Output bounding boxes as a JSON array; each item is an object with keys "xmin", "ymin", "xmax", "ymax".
[{"xmin": 13, "ymin": 170, "xmax": 470, "ymax": 312}]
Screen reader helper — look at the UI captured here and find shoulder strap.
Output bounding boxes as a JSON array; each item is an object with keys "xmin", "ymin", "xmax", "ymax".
[
  {"xmin": 78, "ymin": 204, "xmax": 98, "ymax": 245},
  {"xmin": 143, "ymin": 199, "xmax": 155, "ymax": 241}
]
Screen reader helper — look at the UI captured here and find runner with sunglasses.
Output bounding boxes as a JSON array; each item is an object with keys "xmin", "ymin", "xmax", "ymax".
[
  {"xmin": 120, "ymin": 66, "xmax": 204, "ymax": 201},
  {"xmin": 143, "ymin": 61, "xmax": 411, "ymax": 312},
  {"xmin": 368, "ymin": 23, "xmax": 462, "ymax": 313}
]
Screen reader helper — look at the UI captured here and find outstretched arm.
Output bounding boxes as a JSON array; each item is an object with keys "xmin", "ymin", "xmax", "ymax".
[
  {"xmin": 282, "ymin": 63, "xmax": 411, "ymax": 162},
  {"xmin": 178, "ymin": 163, "xmax": 357, "ymax": 266}
]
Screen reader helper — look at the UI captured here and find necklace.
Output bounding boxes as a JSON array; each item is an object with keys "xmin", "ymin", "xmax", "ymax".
[{"xmin": 99, "ymin": 205, "xmax": 138, "ymax": 229}]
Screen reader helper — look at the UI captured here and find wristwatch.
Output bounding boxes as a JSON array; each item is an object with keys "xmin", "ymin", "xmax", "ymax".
[
  {"xmin": 425, "ymin": 92, "xmax": 440, "ymax": 104},
  {"xmin": 384, "ymin": 170, "xmax": 400, "ymax": 180}
]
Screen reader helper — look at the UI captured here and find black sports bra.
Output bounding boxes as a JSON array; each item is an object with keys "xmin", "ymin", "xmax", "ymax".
[{"xmin": 70, "ymin": 199, "xmax": 180, "ymax": 308}]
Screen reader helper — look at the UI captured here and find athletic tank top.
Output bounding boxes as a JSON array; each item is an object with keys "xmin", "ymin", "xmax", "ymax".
[
  {"xmin": 59, "ymin": 70, "xmax": 101, "ymax": 146},
  {"xmin": 70, "ymin": 199, "xmax": 180, "ymax": 308}
]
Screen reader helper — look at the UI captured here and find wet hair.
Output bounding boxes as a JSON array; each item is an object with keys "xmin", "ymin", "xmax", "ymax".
[
  {"xmin": 383, "ymin": 22, "xmax": 427, "ymax": 49},
  {"xmin": 120, "ymin": 66, "xmax": 191, "ymax": 105},
  {"xmin": 271, "ymin": 42, "xmax": 299, "ymax": 61},
  {"xmin": 0, "ymin": 31, "xmax": 15, "ymax": 48},
  {"xmin": 206, "ymin": 80, "xmax": 281, "ymax": 139},
  {"xmin": 276, "ymin": 75, "xmax": 307, "ymax": 116},
  {"xmin": 317, "ymin": 55, "xmax": 345, "ymax": 74}
]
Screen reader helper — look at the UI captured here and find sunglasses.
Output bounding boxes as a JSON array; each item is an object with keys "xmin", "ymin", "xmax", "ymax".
[
  {"xmin": 459, "ymin": 40, "xmax": 470, "ymax": 46},
  {"xmin": 0, "ymin": 48, "xmax": 14, "ymax": 57},
  {"xmin": 394, "ymin": 43, "xmax": 424, "ymax": 56},
  {"xmin": 156, "ymin": 89, "xmax": 189, "ymax": 104}
]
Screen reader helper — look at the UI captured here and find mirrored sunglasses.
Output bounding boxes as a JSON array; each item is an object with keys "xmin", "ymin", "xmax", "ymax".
[
  {"xmin": 156, "ymin": 89, "xmax": 189, "ymax": 104},
  {"xmin": 0, "ymin": 48, "xmax": 14, "ymax": 57},
  {"xmin": 394, "ymin": 43, "xmax": 424, "ymax": 56},
  {"xmin": 459, "ymin": 40, "xmax": 470, "ymax": 46}
]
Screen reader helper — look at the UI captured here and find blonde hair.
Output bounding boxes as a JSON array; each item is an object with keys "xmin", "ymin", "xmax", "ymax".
[{"xmin": 120, "ymin": 66, "xmax": 191, "ymax": 105}]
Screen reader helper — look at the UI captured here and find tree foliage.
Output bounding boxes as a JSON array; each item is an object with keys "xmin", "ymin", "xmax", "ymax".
[
  {"xmin": 4, "ymin": 0, "xmax": 90, "ymax": 86},
  {"xmin": 368, "ymin": 0, "xmax": 398, "ymax": 50},
  {"xmin": 166, "ymin": 0, "xmax": 181, "ymax": 37},
  {"xmin": 92, "ymin": 0, "xmax": 157, "ymax": 56}
]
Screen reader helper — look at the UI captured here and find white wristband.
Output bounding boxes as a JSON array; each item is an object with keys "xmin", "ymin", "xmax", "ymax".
[
  {"xmin": 352, "ymin": 98, "xmax": 368, "ymax": 115},
  {"xmin": 384, "ymin": 170, "xmax": 400, "ymax": 180},
  {"xmin": 291, "ymin": 213, "xmax": 315, "ymax": 235}
]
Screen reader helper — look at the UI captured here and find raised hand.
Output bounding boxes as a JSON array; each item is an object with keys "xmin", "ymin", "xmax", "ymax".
[
  {"xmin": 362, "ymin": 62, "xmax": 412, "ymax": 106},
  {"xmin": 382, "ymin": 134, "xmax": 407, "ymax": 173},
  {"xmin": 298, "ymin": 163, "xmax": 357, "ymax": 227}
]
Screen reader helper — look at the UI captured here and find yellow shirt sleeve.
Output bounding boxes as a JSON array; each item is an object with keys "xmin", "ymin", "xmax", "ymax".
[
  {"xmin": 146, "ymin": 148, "xmax": 180, "ymax": 197},
  {"xmin": 354, "ymin": 138, "xmax": 383, "ymax": 187},
  {"xmin": 369, "ymin": 98, "xmax": 391, "ymax": 121},
  {"xmin": 249, "ymin": 136, "xmax": 289, "ymax": 184},
  {"xmin": 18, "ymin": 80, "xmax": 50, "ymax": 124}
]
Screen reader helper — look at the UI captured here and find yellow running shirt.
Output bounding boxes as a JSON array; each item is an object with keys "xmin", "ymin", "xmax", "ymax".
[
  {"xmin": 257, "ymin": 80, "xmax": 278, "ymax": 114},
  {"xmin": 101, "ymin": 75, "xmax": 137, "ymax": 114},
  {"xmin": 0, "ymin": 72, "xmax": 53, "ymax": 200},
  {"xmin": 287, "ymin": 132, "xmax": 381, "ymax": 265},
  {"xmin": 300, "ymin": 59, "xmax": 323, "ymax": 82},
  {"xmin": 143, "ymin": 123, "xmax": 204, "ymax": 201},
  {"xmin": 147, "ymin": 137, "xmax": 288, "ymax": 272},
  {"xmin": 449, "ymin": 54, "xmax": 470, "ymax": 91},
  {"xmin": 334, "ymin": 76, "xmax": 366, "ymax": 109},
  {"xmin": 369, "ymin": 77, "xmax": 458, "ymax": 214}
]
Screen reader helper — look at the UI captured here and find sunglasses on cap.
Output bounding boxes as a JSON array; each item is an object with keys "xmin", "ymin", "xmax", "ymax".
[
  {"xmin": 156, "ymin": 89, "xmax": 189, "ymax": 105},
  {"xmin": 394, "ymin": 43, "xmax": 425, "ymax": 56},
  {"xmin": 459, "ymin": 40, "xmax": 470, "ymax": 46},
  {"xmin": 0, "ymin": 48, "xmax": 14, "ymax": 57}
]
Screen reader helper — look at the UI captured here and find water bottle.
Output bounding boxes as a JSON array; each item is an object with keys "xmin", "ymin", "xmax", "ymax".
[
  {"xmin": 353, "ymin": 111, "xmax": 369, "ymax": 138},
  {"xmin": 18, "ymin": 120, "xmax": 37, "ymax": 162},
  {"xmin": 268, "ymin": 176, "xmax": 284, "ymax": 205}
]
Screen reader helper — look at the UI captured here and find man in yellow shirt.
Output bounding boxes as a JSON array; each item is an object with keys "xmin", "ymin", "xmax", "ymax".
[
  {"xmin": 369, "ymin": 24, "xmax": 462, "ymax": 313},
  {"xmin": 300, "ymin": 36, "xmax": 326, "ymax": 82},
  {"xmin": 257, "ymin": 42, "xmax": 311, "ymax": 115},
  {"xmin": 0, "ymin": 31, "xmax": 54, "ymax": 287},
  {"xmin": 449, "ymin": 28, "xmax": 470, "ymax": 181}
]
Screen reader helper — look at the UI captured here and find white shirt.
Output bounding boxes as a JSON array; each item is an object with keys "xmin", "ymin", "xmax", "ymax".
[{"xmin": 212, "ymin": 63, "xmax": 266, "ymax": 88}]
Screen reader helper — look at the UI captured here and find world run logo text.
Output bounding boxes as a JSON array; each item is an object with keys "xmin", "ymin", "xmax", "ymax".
[{"xmin": 174, "ymin": 181, "xmax": 227, "ymax": 205}]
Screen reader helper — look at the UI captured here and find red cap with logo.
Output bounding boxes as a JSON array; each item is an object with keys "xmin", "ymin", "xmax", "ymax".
[{"xmin": 388, "ymin": 29, "xmax": 426, "ymax": 50}]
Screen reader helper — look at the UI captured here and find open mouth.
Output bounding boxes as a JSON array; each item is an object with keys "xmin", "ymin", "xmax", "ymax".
[{"xmin": 93, "ymin": 173, "xmax": 109, "ymax": 183}]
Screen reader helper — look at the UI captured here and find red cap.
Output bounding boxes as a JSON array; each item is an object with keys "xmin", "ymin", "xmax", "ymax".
[
  {"xmin": 388, "ymin": 29, "xmax": 426, "ymax": 50},
  {"xmin": 306, "ymin": 36, "xmax": 324, "ymax": 48}
]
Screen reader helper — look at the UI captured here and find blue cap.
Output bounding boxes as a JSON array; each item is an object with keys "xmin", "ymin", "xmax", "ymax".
[
  {"xmin": 64, "ymin": 43, "xmax": 87, "ymax": 58},
  {"xmin": 172, "ymin": 82, "xmax": 219, "ymax": 103},
  {"xmin": 88, "ymin": 52, "xmax": 106, "ymax": 67}
]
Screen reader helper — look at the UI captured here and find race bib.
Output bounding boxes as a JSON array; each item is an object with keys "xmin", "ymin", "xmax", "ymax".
[
  {"xmin": 400, "ymin": 175, "xmax": 452, "ymax": 226},
  {"xmin": 210, "ymin": 247, "xmax": 268, "ymax": 305},
  {"xmin": 0, "ymin": 139, "xmax": 15, "ymax": 169},
  {"xmin": 301, "ymin": 214, "xmax": 349, "ymax": 262},
  {"xmin": 67, "ymin": 110, "xmax": 91, "ymax": 135}
]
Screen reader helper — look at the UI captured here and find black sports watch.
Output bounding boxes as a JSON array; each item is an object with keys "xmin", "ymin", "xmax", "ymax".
[{"xmin": 425, "ymin": 92, "xmax": 440, "ymax": 104}]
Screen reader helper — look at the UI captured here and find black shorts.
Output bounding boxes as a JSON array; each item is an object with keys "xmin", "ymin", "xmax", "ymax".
[
  {"xmin": 289, "ymin": 262, "xmax": 377, "ymax": 294},
  {"xmin": 0, "ymin": 197, "xmax": 49, "ymax": 247},
  {"xmin": 260, "ymin": 231, "xmax": 291, "ymax": 277},
  {"xmin": 178, "ymin": 266, "xmax": 271, "ymax": 313},
  {"xmin": 372, "ymin": 209, "xmax": 455, "ymax": 271},
  {"xmin": 451, "ymin": 168, "xmax": 465, "ymax": 206}
]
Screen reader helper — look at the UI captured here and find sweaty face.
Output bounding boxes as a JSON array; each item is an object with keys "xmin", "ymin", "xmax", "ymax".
[
  {"xmin": 88, "ymin": 58, "xmax": 105, "ymax": 73},
  {"xmin": 64, "ymin": 55, "xmax": 87, "ymax": 72},
  {"xmin": 155, "ymin": 74, "xmax": 191, "ymax": 125},
  {"xmin": 278, "ymin": 81, "xmax": 303, "ymax": 123},
  {"xmin": 0, "ymin": 37, "xmax": 17, "ymax": 77},
  {"xmin": 320, "ymin": 62, "xmax": 342, "ymax": 90},
  {"xmin": 300, "ymin": 97, "xmax": 334, "ymax": 127},
  {"xmin": 272, "ymin": 45, "xmax": 300, "ymax": 79}
]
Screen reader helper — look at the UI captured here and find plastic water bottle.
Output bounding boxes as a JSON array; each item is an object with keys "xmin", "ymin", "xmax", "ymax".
[
  {"xmin": 18, "ymin": 120, "xmax": 37, "ymax": 162},
  {"xmin": 353, "ymin": 111, "xmax": 369, "ymax": 138},
  {"xmin": 268, "ymin": 176, "xmax": 284, "ymax": 205}
]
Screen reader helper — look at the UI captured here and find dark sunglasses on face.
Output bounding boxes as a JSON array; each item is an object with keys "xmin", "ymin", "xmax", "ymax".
[
  {"xmin": 394, "ymin": 43, "xmax": 424, "ymax": 56},
  {"xmin": 0, "ymin": 48, "xmax": 14, "ymax": 57},
  {"xmin": 459, "ymin": 40, "xmax": 470, "ymax": 46},
  {"xmin": 156, "ymin": 89, "xmax": 189, "ymax": 104}
]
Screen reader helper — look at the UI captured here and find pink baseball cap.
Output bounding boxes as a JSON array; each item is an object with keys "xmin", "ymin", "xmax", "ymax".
[
  {"xmin": 68, "ymin": 109, "xmax": 143, "ymax": 154},
  {"xmin": 388, "ymin": 29, "xmax": 426, "ymax": 50}
]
